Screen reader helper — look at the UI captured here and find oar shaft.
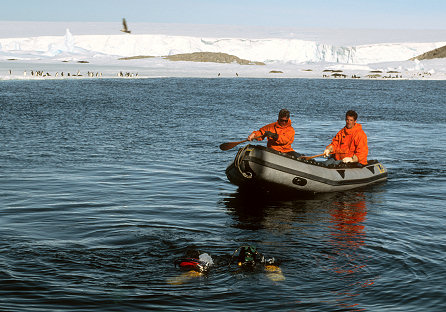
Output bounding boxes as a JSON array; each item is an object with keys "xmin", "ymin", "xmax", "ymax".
[
  {"xmin": 299, "ymin": 153, "xmax": 325, "ymax": 160},
  {"xmin": 219, "ymin": 136, "xmax": 262, "ymax": 151},
  {"xmin": 299, "ymin": 151, "xmax": 347, "ymax": 160}
]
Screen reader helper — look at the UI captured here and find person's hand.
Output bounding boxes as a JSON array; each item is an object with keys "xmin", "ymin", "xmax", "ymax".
[
  {"xmin": 263, "ymin": 131, "xmax": 278, "ymax": 140},
  {"xmin": 248, "ymin": 133, "xmax": 256, "ymax": 141},
  {"xmin": 342, "ymin": 157, "xmax": 353, "ymax": 163},
  {"xmin": 323, "ymin": 149, "xmax": 331, "ymax": 157},
  {"xmin": 263, "ymin": 131, "xmax": 273, "ymax": 138}
]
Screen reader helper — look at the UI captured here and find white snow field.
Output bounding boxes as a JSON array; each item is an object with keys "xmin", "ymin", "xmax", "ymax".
[{"xmin": 1, "ymin": 22, "xmax": 445, "ymax": 79}]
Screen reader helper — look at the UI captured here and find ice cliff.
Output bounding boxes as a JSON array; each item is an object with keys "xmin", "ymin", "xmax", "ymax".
[{"xmin": 0, "ymin": 29, "xmax": 445, "ymax": 65}]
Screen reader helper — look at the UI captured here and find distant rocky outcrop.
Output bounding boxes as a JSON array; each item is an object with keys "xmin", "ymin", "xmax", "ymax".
[
  {"xmin": 118, "ymin": 55, "xmax": 155, "ymax": 60},
  {"xmin": 163, "ymin": 52, "xmax": 265, "ymax": 65},
  {"xmin": 410, "ymin": 45, "xmax": 446, "ymax": 60},
  {"xmin": 323, "ymin": 69, "xmax": 343, "ymax": 73}
]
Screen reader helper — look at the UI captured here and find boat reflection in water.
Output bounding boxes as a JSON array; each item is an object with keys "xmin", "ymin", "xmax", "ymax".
[
  {"xmin": 325, "ymin": 192, "xmax": 375, "ymax": 311},
  {"xmin": 222, "ymin": 189, "xmax": 378, "ymax": 311}
]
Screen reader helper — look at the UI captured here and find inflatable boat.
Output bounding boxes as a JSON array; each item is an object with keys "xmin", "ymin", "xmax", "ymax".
[{"xmin": 225, "ymin": 145, "xmax": 387, "ymax": 193}]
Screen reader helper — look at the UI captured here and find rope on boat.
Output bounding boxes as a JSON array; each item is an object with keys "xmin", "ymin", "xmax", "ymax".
[{"xmin": 234, "ymin": 145, "xmax": 253, "ymax": 178}]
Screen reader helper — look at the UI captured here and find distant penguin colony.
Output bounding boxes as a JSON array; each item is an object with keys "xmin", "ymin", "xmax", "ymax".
[
  {"xmin": 0, "ymin": 68, "xmax": 416, "ymax": 80},
  {"xmin": 216, "ymin": 73, "xmax": 240, "ymax": 77},
  {"xmin": 0, "ymin": 70, "xmax": 144, "ymax": 79},
  {"xmin": 118, "ymin": 71, "xmax": 138, "ymax": 77}
]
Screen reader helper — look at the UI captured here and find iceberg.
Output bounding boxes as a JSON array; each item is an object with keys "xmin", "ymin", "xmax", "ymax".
[{"xmin": 64, "ymin": 28, "xmax": 75, "ymax": 52}]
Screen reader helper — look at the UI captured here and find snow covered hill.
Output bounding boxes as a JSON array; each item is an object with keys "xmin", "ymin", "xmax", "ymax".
[{"xmin": 1, "ymin": 28, "xmax": 445, "ymax": 65}]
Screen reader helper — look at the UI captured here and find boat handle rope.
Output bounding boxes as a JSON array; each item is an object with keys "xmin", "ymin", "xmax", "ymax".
[{"xmin": 234, "ymin": 145, "xmax": 253, "ymax": 178}]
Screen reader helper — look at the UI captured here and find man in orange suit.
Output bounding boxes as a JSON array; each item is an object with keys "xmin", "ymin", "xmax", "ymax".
[
  {"xmin": 248, "ymin": 109, "xmax": 300, "ymax": 157},
  {"xmin": 323, "ymin": 110, "xmax": 368, "ymax": 165}
]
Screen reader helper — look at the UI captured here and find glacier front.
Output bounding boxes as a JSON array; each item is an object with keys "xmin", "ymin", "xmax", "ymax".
[{"xmin": 1, "ymin": 28, "xmax": 445, "ymax": 65}]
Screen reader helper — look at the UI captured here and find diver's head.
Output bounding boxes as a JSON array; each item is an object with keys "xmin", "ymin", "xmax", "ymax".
[{"xmin": 236, "ymin": 245, "xmax": 258, "ymax": 268}]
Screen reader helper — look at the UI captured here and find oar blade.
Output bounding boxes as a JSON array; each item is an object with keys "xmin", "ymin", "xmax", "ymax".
[{"xmin": 219, "ymin": 141, "xmax": 239, "ymax": 151}]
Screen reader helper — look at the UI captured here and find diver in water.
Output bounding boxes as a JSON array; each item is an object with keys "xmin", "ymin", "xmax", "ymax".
[
  {"xmin": 174, "ymin": 246, "xmax": 214, "ymax": 273},
  {"xmin": 169, "ymin": 245, "xmax": 284, "ymax": 284},
  {"xmin": 231, "ymin": 245, "xmax": 276, "ymax": 269},
  {"xmin": 230, "ymin": 245, "xmax": 284, "ymax": 281},
  {"xmin": 173, "ymin": 245, "xmax": 276, "ymax": 272}
]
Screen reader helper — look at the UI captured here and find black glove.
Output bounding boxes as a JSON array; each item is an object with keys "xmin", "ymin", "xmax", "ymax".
[
  {"xmin": 263, "ymin": 131, "xmax": 279, "ymax": 140},
  {"xmin": 263, "ymin": 131, "xmax": 272, "ymax": 139}
]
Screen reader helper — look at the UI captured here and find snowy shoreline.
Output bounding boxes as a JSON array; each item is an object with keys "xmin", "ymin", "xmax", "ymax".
[{"xmin": 2, "ymin": 60, "xmax": 444, "ymax": 81}]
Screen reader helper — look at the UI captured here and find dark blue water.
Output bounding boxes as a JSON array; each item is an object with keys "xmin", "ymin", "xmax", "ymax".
[{"xmin": 1, "ymin": 78, "xmax": 445, "ymax": 311}]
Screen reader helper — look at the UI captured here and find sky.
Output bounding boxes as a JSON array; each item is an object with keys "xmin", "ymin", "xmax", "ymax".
[{"xmin": 1, "ymin": 0, "xmax": 446, "ymax": 30}]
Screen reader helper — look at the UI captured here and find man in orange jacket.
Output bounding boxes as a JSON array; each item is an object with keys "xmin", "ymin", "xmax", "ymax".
[
  {"xmin": 323, "ymin": 110, "xmax": 368, "ymax": 165},
  {"xmin": 248, "ymin": 109, "xmax": 301, "ymax": 157}
]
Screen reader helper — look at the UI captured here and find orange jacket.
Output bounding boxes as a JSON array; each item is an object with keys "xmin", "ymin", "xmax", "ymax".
[
  {"xmin": 251, "ymin": 119, "xmax": 295, "ymax": 153},
  {"xmin": 327, "ymin": 123, "xmax": 368, "ymax": 165}
]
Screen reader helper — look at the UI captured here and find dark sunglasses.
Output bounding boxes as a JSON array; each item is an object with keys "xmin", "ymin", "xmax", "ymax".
[{"xmin": 279, "ymin": 118, "xmax": 289, "ymax": 123}]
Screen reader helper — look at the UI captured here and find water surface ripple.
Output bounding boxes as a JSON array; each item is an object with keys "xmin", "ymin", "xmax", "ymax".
[{"xmin": 1, "ymin": 78, "xmax": 445, "ymax": 311}]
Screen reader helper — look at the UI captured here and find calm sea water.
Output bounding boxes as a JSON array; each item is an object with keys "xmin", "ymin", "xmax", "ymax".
[{"xmin": 1, "ymin": 78, "xmax": 445, "ymax": 311}]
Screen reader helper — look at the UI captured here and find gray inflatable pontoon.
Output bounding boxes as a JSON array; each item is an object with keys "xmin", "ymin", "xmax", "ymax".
[{"xmin": 225, "ymin": 145, "xmax": 388, "ymax": 193}]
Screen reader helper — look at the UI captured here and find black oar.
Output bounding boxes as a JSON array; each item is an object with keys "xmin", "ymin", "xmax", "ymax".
[
  {"xmin": 219, "ymin": 136, "xmax": 262, "ymax": 151},
  {"xmin": 299, "ymin": 153, "xmax": 326, "ymax": 160},
  {"xmin": 299, "ymin": 152, "xmax": 344, "ymax": 160}
]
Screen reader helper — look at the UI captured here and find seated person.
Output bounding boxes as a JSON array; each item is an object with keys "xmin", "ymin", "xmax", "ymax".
[
  {"xmin": 248, "ymin": 109, "xmax": 302, "ymax": 158},
  {"xmin": 323, "ymin": 110, "xmax": 368, "ymax": 166}
]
